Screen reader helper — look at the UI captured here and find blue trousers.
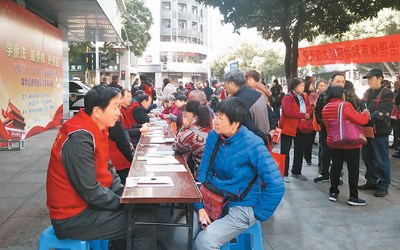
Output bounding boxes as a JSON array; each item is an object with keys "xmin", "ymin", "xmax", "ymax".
[{"xmin": 361, "ymin": 137, "xmax": 391, "ymax": 191}]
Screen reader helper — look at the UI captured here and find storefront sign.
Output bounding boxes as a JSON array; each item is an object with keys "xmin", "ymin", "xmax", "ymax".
[
  {"xmin": 0, "ymin": 1, "xmax": 63, "ymax": 141},
  {"xmin": 298, "ymin": 34, "xmax": 400, "ymax": 66}
]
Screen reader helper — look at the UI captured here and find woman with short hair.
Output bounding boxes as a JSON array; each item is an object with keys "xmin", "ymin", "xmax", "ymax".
[{"xmin": 194, "ymin": 97, "xmax": 284, "ymax": 249}]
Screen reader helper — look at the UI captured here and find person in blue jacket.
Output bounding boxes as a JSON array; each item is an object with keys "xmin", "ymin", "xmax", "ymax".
[{"xmin": 194, "ymin": 97, "xmax": 285, "ymax": 249}]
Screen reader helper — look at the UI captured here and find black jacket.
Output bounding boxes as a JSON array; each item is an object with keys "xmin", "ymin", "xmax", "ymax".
[
  {"xmin": 233, "ymin": 86, "xmax": 269, "ymax": 145},
  {"xmin": 315, "ymin": 88, "xmax": 359, "ymax": 128},
  {"xmin": 359, "ymin": 86, "xmax": 394, "ymax": 137}
]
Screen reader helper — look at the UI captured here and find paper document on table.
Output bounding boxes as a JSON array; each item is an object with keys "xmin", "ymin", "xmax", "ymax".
[
  {"xmin": 148, "ymin": 138, "xmax": 166, "ymax": 144},
  {"xmin": 146, "ymin": 156, "xmax": 179, "ymax": 165},
  {"xmin": 146, "ymin": 130, "xmax": 164, "ymax": 135},
  {"xmin": 145, "ymin": 164, "xmax": 187, "ymax": 172},
  {"xmin": 150, "ymin": 126, "xmax": 163, "ymax": 130},
  {"xmin": 164, "ymin": 138, "xmax": 175, "ymax": 143},
  {"xmin": 125, "ymin": 176, "xmax": 174, "ymax": 187},
  {"xmin": 143, "ymin": 134, "xmax": 165, "ymax": 138}
]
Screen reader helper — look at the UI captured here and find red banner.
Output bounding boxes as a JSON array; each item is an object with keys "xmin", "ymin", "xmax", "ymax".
[{"xmin": 298, "ymin": 34, "xmax": 400, "ymax": 67}]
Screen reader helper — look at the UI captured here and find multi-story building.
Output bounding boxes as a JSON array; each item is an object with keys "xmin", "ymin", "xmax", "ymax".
[{"xmin": 138, "ymin": 0, "xmax": 210, "ymax": 88}]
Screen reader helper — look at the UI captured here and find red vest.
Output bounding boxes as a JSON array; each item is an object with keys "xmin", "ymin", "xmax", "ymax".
[
  {"xmin": 120, "ymin": 105, "xmax": 132, "ymax": 129},
  {"xmin": 127, "ymin": 102, "xmax": 141, "ymax": 125},
  {"xmin": 108, "ymin": 118, "xmax": 132, "ymax": 171},
  {"xmin": 46, "ymin": 110, "xmax": 112, "ymax": 220}
]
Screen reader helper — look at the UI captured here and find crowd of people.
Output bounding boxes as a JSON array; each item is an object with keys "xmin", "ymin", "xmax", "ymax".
[{"xmin": 46, "ymin": 68, "xmax": 399, "ymax": 249}]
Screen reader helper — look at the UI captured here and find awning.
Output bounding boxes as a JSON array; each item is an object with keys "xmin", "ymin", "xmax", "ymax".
[{"xmin": 24, "ymin": 0, "xmax": 123, "ymax": 42}]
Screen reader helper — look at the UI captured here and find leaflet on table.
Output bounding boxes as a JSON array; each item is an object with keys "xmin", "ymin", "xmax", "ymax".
[
  {"xmin": 125, "ymin": 176, "xmax": 174, "ymax": 187},
  {"xmin": 146, "ymin": 156, "xmax": 180, "ymax": 164},
  {"xmin": 145, "ymin": 164, "xmax": 187, "ymax": 172},
  {"xmin": 137, "ymin": 154, "xmax": 175, "ymax": 161}
]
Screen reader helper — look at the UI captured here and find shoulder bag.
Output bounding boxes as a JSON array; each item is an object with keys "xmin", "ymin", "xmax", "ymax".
[
  {"xmin": 326, "ymin": 102, "xmax": 367, "ymax": 149},
  {"xmin": 199, "ymin": 137, "xmax": 258, "ymax": 221}
]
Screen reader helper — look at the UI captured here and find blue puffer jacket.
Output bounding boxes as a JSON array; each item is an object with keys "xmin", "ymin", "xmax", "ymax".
[{"xmin": 195, "ymin": 126, "xmax": 285, "ymax": 222}]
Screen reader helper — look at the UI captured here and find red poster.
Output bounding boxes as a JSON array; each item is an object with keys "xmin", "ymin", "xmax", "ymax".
[
  {"xmin": 298, "ymin": 34, "xmax": 400, "ymax": 67},
  {"xmin": 0, "ymin": 1, "xmax": 63, "ymax": 142}
]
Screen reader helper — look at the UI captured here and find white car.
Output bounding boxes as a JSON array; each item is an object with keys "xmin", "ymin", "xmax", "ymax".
[{"xmin": 69, "ymin": 81, "xmax": 90, "ymax": 111}]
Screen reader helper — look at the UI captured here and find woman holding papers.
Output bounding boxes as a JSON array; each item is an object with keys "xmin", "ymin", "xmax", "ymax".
[
  {"xmin": 172, "ymin": 100, "xmax": 212, "ymax": 180},
  {"xmin": 194, "ymin": 97, "xmax": 284, "ymax": 249}
]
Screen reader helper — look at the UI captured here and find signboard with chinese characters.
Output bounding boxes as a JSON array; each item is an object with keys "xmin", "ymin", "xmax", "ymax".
[
  {"xmin": 298, "ymin": 34, "xmax": 400, "ymax": 67},
  {"xmin": 0, "ymin": 1, "xmax": 63, "ymax": 142}
]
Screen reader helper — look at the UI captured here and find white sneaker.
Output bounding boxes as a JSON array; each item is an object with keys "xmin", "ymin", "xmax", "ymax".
[{"xmin": 283, "ymin": 176, "xmax": 290, "ymax": 182}]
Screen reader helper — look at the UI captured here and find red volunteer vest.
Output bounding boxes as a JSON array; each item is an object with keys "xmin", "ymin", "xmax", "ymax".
[
  {"xmin": 108, "ymin": 117, "xmax": 132, "ymax": 171},
  {"xmin": 46, "ymin": 110, "xmax": 112, "ymax": 220},
  {"xmin": 120, "ymin": 105, "xmax": 133, "ymax": 129},
  {"xmin": 127, "ymin": 102, "xmax": 141, "ymax": 125}
]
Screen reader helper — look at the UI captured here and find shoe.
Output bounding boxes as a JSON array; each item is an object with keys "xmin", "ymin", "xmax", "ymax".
[
  {"xmin": 329, "ymin": 193, "xmax": 338, "ymax": 202},
  {"xmin": 283, "ymin": 176, "xmax": 290, "ymax": 182},
  {"xmin": 392, "ymin": 154, "xmax": 400, "ymax": 159},
  {"xmin": 358, "ymin": 183, "xmax": 377, "ymax": 190},
  {"xmin": 347, "ymin": 197, "xmax": 366, "ymax": 206},
  {"xmin": 306, "ymin": 160, "xmax": 312, "ymax": 165},
  {"xmin": 314, "ymin": 174, "xmax": 329, "ymax": 183},
  {"xmin": 389, "ymin": 144, "xmax": 397, "ymax": 149},
  {"xmin": 374, "ymin": 189, "xmax": 388, "ymax": 197},
  {"xmin": 292, "ymin": 174, "xmax": 307, "ymax": 180}
]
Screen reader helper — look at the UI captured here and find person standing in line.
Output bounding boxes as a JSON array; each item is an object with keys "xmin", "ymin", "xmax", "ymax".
[
  {"xmin": 392, "ymin": 81, "xmax": 400, "ymax": 158},
  {"xmin": 358, "ymin": 69, "xmax": 394, "ymax": 197},
  {"xmin": 313, "ymin": 79, "xmax": 328, "ymax": 174},
  {"xmin": 313, "ymin": 73, "xmax": 358, "ymax": 183},
  {"xmin": 109, "ymin": 75, "xmax": 123, "ymax": 90},
  {"xmin": 223, "ymin": 70, "xmax": 270, "ymax": 146},
  {"xmin": 279, "ymin": 77, "xmax": 313, "ymax": 181},
  {"xmin": 322, "ymin": 86, "xmax": 370, "ymax": 206},
  {"xmin": 202, "ymin": 80, "xmax": 213, "ymax": 102},
  {"xmin": 270, "ymin": 79, "xmax": 284, "ymax": 121},
  {"xmin": 161, "ymin": 78, "xmax": 176, "ymax": 101}
]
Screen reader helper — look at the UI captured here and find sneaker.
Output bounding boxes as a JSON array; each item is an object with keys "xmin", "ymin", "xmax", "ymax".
[
  {"xmin": 314, "ymin": 174, "xmax": 329, "ymax": 183},
  {"xmin": 292, "ymin": 174, "xmax": 307, "ymax": 180},
  {"xmin": 347, "ymin": 197, "xmax": 366, "ymax": 206},
  {"xmin": 306, "ymin": 160, "xmax": 312, "ymax": 165},
  {"xmin": 374, "ymin": 189, "xmax": 388, "ymax": 197},
  {"xmin": 283, "ymin": 176, "xmax": 290, "ymax": 182},
  {"xmin": 329, "ymin": 193, "xmax": 338, "ymax": 202},
  {"xmin": 358, "ymin": 183, "xmax": 377, "ymax": 190}
]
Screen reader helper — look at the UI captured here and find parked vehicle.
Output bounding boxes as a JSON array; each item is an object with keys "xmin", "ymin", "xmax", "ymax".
[{"xmin": 69, "ymin": 81, "xmax": 90, "ymax": 111}]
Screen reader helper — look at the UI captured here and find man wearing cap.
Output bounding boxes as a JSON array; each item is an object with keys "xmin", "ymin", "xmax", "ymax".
[{"xmin": 358, "ymin": 69, "xmax": 394, "ymax": 197}]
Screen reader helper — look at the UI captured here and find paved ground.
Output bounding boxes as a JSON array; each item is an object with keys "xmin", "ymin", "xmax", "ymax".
[{"xmin": 1, "ymin": 128, "xmax": 400, "ymax": 250}]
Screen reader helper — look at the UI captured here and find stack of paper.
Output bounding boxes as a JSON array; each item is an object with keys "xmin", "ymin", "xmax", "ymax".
[
  {"xmin": 145, "ymin": 164, "xmax": 187, "ymax": 172},
  {"xmin": 126, "ymin": 176, "xmax": 174, "ymax": 187},
  {"xmin": 146, "ymin": 156, "xmax": 179, "ymax": 165}
]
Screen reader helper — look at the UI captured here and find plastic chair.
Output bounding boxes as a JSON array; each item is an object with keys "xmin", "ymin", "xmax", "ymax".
[
  {"xmin": 38, "ymin": 225, "xmax": 109, "ymax": 250},
  {"xmin": 221, "ymin": 221, "xmax": 264, "ymax": 250}
]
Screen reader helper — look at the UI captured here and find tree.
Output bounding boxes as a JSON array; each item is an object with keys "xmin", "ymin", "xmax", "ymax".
[
  {"xmin": 210, "ymin": 42, "xmax": 284, "ymax": 81},
  {"xmin": 197, "ymin": 0, "xmax": 400, "ymax": 80},
  {"xmin": 122, "ymin": 0, "xmax": 153, "ymax": 56}
]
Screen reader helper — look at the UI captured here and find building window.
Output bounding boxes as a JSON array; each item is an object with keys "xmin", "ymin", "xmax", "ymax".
[
  {"xmin": 192, "ymin": 22, "xmax": 197, "ymax": 31},
  {"xmin": 178, "ymin": 20, "xmax": 186, "ymax": 29},
  {"xmin": 162, "ymin": 19, "xmax": 171, "ymax": 28},
  {"xmin": 200, "ymin": 9, "xmax": 203, "ymax": 18},
  {"xmin": 192, "ymin": 6, "xmax": 198, "ymax": 16},
  {"xmin": 200, "ymin": 25, "xmax": 203, "ymax": 33},
  {"xmin": 178, "ymin": 36, "xmax": 187, "ymax": 43},
  {"xmin": 160, "ymin": 35, "xmax": 171, "ymax": 42},
  {"xmin": 178, "ymin": 3, "xmax": 186, "ymax": 12},
  {"xmin": 162, "ymin": 2, "xmax": 171, "ymax": 10}
]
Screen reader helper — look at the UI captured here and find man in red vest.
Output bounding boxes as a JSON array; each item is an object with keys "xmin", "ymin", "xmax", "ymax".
[{"xmin": 46, "ymin": 85, "xmax": 156, "ymax": 249}]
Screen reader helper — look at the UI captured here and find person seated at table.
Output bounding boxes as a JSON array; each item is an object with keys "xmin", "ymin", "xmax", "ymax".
[
  {"xmin": 194, "ymin": 97, "xmax": 285, "ymax": 249},
  {"xmin": 46, "ymin": 85, "xmax": 156, "ymax": 250},
  {"xmin": 172, "ymin": 100, "xmax": 212, "ymax": 180},
  {"xmin": 160, "ymin": 94, "xmax": 188, "ymax": 123},
  {"xmin": 132, "ymin": 93, "xmax": 152, "ymax": 125},
  {"xmin": 160, "ymin": 95, "xmax": 177, "ymax": 118},
  {"xmin": 119, "ymin": 89, "xmax": 150, "ymax": 147}
]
